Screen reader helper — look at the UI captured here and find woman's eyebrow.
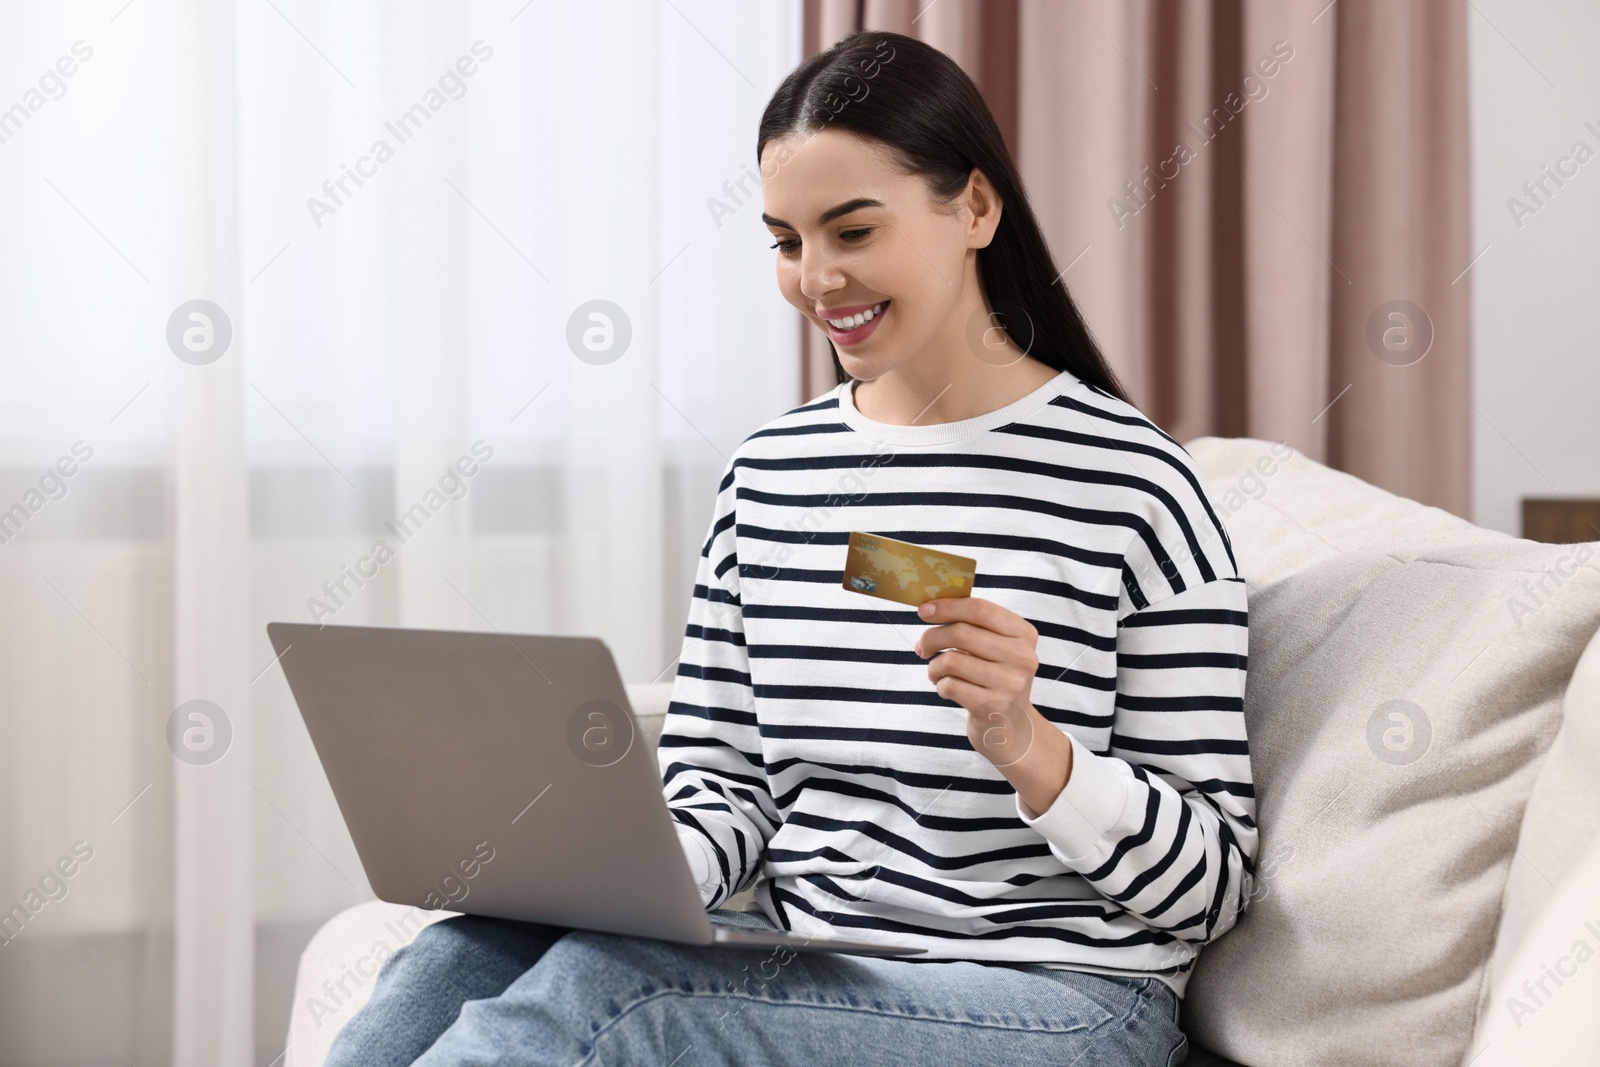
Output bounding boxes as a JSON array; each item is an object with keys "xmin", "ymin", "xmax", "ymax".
[{"xmin": 761, "ymin": 197, "xmax": 885, "ymax": 230}]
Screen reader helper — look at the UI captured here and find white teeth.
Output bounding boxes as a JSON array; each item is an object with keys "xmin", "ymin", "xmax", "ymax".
[{"xmin": 828, "ymin": 301, "xmax": 886, "ymax": 330}]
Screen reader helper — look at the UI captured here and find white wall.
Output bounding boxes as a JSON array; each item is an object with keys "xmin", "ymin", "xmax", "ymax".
[{"xmin": 1469, "ymin": 1, "xmax": 1600, "ymax": 536}]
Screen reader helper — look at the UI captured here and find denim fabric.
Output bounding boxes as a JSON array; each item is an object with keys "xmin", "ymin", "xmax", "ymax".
[{"xmin": 326, "ymin": 907, "xmax": 1189, "ymax": 1066}]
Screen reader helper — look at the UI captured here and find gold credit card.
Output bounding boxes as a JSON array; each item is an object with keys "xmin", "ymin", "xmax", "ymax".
[{"xmin": 841, "ymin": 531, "xmax": 977, "ymax": 607}]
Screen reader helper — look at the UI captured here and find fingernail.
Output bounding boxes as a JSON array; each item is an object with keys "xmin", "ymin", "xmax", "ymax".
[{"xmin": 918, "ymin": 601, "xmax": 934, "ymax": 618}]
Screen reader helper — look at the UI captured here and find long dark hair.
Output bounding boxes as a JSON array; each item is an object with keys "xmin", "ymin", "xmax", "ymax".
[{"xmin": 757, "ymin": 30, "xmax": 1130, "ymax": 404}]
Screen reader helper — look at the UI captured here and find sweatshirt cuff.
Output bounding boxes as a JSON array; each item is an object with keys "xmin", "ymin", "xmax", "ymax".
[
  {"xmin": 673, "ymin": 820, "xmax": 721, "ymax": 907},
  {"xmin": 1014, "ymin": 731, "xmax": 1135, "ymax": 866}
]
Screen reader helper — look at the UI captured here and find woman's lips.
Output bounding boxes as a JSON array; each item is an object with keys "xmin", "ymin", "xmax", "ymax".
[{"xmin": 825, "ymin": 300, "xmax": 889, "ymax": 346}]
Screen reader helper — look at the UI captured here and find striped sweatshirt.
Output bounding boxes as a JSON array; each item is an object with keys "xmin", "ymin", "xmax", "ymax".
[{"xmin": 658, "ymin": 368, "xmax": 1255, "ymax": 996}]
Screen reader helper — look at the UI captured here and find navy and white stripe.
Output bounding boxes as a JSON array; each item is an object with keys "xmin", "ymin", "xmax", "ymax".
[{"xmin": 658, "ymin": 369, "xmax": 1255, "ymax": 996}]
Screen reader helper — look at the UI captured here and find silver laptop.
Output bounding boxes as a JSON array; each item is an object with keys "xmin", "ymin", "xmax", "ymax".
[{"xmin": 266, "ymin": 621, "xmax": 924, "ymax": 959}]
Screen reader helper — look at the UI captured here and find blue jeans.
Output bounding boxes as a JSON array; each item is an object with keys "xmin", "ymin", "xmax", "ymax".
[{"xmin": 325, "ymin": 907, "xmax": 1190, "ymax": 1066}]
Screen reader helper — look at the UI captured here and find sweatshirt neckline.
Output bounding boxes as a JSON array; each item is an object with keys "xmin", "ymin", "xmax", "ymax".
[{"xmin": 836, "ymin": 369, "xmax": 1081, "ymax": 446}]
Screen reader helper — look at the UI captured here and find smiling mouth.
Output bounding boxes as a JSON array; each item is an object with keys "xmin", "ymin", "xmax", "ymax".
[
  {"xmin": 822, "ymin": 300, "xmax": 890, "ymax": 345},
  {"xmin": 823, "ymin": 300, "xmax": 889, "ymax": 330}
]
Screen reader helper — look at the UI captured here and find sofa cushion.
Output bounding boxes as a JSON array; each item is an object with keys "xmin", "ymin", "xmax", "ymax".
[
  {"xmin": 628, "ymin": 679, "xmax": 672, "ymax": 752},
  {"xmin": 1470, "ymin": 821, "xmax": 1600, "ymax": 1063},
  {"xmin": 1178, "ymin": 437, "xmax": 1600, "ymax": 1067},
  {"xmin": 1487, "ymin": 625, "xmax": 1600, "ymax": 1009}
]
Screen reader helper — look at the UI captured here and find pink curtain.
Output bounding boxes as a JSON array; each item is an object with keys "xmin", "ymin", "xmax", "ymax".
[{"xmin": 801, "ymin": 0, "xmax": 1472, "ymax": 517}]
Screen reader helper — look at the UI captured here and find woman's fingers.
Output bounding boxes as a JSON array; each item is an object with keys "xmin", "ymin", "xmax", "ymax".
[
  {"xmin": 928, "ymin": 647, "xmax": 1029, "ymax": 693},
  {"xmin": 917, "ymin": 597, "xmax": 1042, "ymax": 742},
  {"xmin": 916, "ymin": 620, "xmax": 1010, "ymax": 661},
  {"xmin": 918, "ymin": 595, "xmax": 1037, "ymax": 639}
]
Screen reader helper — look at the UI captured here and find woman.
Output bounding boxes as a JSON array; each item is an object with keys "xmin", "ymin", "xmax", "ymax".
[{"xmin": 328, "ymin": 30, "xmax": 1252, "ymax": 1067}]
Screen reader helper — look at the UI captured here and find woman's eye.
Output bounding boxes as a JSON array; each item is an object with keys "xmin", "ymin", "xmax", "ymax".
[{"xmin": 768, "ymin": 228, "xmax": 873, "ymax": 257}]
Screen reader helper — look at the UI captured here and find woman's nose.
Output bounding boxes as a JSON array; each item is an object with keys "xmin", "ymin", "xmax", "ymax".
[{"xmin": 799, "ymin": 248, "xmax": 847, "ymax": 306}]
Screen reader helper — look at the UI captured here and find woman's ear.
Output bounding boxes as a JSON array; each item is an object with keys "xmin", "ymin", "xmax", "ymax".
[{"xmin": 964, "ymin": 168, "xmax": 1004, "ymax": 249}]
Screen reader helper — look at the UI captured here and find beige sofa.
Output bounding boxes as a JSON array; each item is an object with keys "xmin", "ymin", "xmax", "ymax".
[{"xmin": 284, "ymin": 437, "xmax": 1600, "ymax": 1066}]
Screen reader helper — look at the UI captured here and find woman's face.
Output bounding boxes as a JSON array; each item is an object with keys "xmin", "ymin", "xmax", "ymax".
[{"xmin": 759, "ymin": 127, "xmax": 1000, "ymax": 383}]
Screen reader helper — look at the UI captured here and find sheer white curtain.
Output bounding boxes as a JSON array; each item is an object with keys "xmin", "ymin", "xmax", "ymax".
[{"xmin": 0, "ymin": 2, "xmax": 800, "ymax": 1063}]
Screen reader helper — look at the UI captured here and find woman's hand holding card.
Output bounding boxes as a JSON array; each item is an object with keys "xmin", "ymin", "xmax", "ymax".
[{"xmin": 914, "ymin": 595, "xmax": 1074, "ymax": 819}]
